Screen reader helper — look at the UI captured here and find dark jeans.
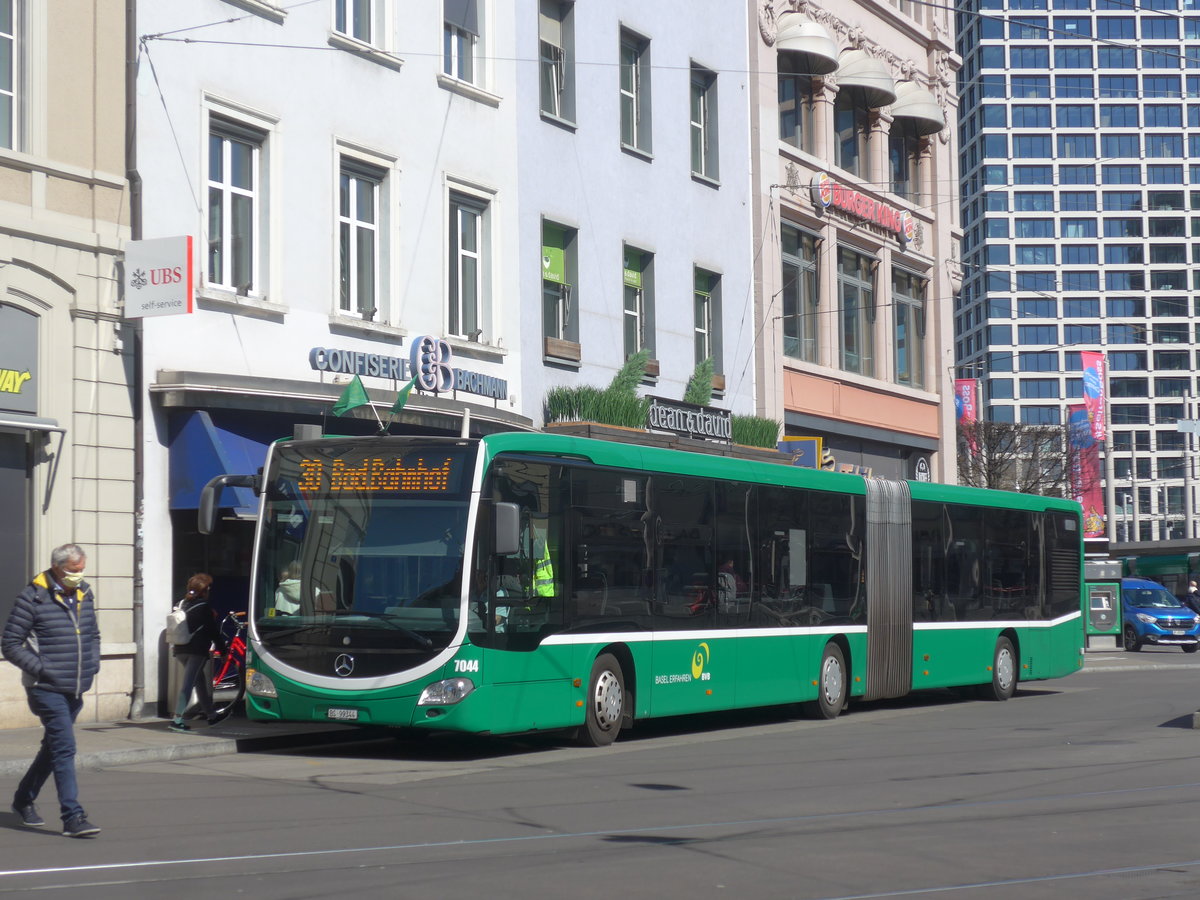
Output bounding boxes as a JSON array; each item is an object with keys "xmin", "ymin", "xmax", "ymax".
[
  {"xmin": 174, "ymin": 653, "xmax": 215, "ymax": 720},
  {"xmin": 14, "ymin": 687, "xmax": 84, "ymax": 822}
]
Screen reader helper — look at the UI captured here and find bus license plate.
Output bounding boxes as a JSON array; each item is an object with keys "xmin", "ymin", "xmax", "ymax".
[{"xmin": 327, "ymin": 708, "xmax": 359, "ymax": 721}]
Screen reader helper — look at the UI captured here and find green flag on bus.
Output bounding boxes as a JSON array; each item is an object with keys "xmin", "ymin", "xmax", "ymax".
[
  {"xmin": 390, "ymin": 375, "xmax": 419, "ymax": 414},
  {"xmin": 332, "ymin": 375, "xmax": 370, "ymax": 416}
]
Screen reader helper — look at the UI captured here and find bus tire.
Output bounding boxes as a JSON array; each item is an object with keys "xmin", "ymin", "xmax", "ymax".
[
  {"xmin": 981, "ymin": 636, "xmax": 1017, "ymax": 701},
  {"xmin": 579, "ymin": 653, "xmax": 625, "ymax": 747},
  {"xmin": 803, "ymin": 642, "xmax": 847, "ymax": 720}
]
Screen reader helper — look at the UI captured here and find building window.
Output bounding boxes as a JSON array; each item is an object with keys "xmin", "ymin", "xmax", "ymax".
[
  {"xmin": 338, "ymin": 159, "xmax": 382, "ymax": 320},
  {"xmin": 449, "ymin": 190, "xmax": 489, "ymax": 340},
  {"xmin": 539, "ymin": 0, "xmax": 573, "ymax": 121},
  {"xmin": 335, "ymin": 0, "xmax": 373, "ymax": 44},
  {"xmin": 444, "ymin": 0, "xmax": 480, "ymax": 84},
  {"xmin": 838, "ymin": 247, "xmax": 875, "ymax": 377},
  {"xmin": 207, "ymin": 118, "xmax": 264, "ymax": 296},
  {"xmin": 834, "ymin": 90, "xmax": 870, "ymax": 176},
  {"xmin": 542, "ymin": 220, "xmax": 576, "ymax": 345},
  {"xmin": 893, "ymin": 269, "xmax": 926, "ymax": 388},
  {"xmin": 0, "ymin": 0, "xmax": 15, "ymax": 149},
  {"xmin": 694, "ymin": 267, "xmax": 721, "ymax": 369},
  {"xmin": 690, "ymin": 64, "xmax": 718, "ymax": 180},
  {"xmin": 779, "ymin": 74, "xmax": 813, "ymax": 151},
  {"xmin": 890, "ymin": 121, "xmax": 921, "ymax": 202},
  {"xmin": 782, "ymin": 225, "xmax": 818, "ymax": 362},
  {"xmin": 622, "ymin": 246, "xmax": 654, "ymax": 360},
  {"xmin": 620, "ymin": 29, "xmax": 651, "ymax": 154}
]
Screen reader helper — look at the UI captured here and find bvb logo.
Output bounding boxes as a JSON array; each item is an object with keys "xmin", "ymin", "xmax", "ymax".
[{"xmin": 690, "ymin": 642, "xmax": 710, "ymax": 680}]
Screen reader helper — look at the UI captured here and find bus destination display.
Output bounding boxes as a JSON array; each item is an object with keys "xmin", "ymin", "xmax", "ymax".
[{"xmin": 296, "ymin": 455, "xmax": 459, "ymax": 494}]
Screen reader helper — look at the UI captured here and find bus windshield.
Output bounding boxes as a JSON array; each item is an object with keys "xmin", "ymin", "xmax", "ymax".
[{"xmin": 252, "ymin": 439, "xmax": 477, "ymax": 679}]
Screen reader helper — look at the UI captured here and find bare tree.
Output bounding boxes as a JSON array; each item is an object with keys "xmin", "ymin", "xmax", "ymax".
[{"xmin": 957, "ymin": 420, "xmax": 1099, "ymax": 499}]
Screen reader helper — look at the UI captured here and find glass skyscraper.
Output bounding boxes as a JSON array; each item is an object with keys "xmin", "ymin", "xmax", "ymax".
[{"xmin": 956, "ymin": 0, "xmax": 1200, "ymax": 543}]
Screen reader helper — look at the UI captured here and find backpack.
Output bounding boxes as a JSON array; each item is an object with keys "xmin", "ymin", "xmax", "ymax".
[{"xmin": 165, "ymin": 602, "xmax": 194, "ymax": 645}]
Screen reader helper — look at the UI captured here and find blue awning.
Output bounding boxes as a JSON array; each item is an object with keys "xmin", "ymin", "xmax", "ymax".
[{"xmin": 169, "ymin": 410, "xmax": 272, "ymax": 514}]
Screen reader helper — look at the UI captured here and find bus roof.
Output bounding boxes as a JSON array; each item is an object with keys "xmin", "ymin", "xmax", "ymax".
[{"xmin": 478, "ymin": 431, "xmax": 1082, "ymax": 515}]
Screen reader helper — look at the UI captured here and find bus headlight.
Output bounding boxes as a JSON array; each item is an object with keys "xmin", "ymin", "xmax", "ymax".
[
  {"xmin": 246, "ymin": 668, "xmax": 278, "ymax": 698},
  {"xmin": 418, "ymin": 677, "xmax": 475, "ymax": 706}
]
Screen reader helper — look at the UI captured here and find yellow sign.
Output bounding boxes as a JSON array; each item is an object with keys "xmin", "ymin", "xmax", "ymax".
[{"xmin": 0, "ymin": 368, "xmax": 31, "ymax": 394}]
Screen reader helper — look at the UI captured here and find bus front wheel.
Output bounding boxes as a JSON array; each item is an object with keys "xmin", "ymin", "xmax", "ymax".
[
  {"xmin": 579, "ymin": 653, "xmax": 625, "ymax": 747},
  {"xmin": 803, "ymin": 643, "xmax": 847, "ymax": 720},
  {"xmin": 980, "ymin": 636, "xmax": 1017, "ymax": 701}
]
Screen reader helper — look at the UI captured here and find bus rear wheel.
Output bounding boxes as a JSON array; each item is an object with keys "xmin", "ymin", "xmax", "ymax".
[
  {"xmin": 980, "ymin": 636, "xmax": 1017, "ymax": 701},
  {"xmin": 804, "ymin": 643, "xmax": 847, "ymax": 720},
  {"xmin": 579, "ymin": 653, "xmax": 625, "ymax": 747}
]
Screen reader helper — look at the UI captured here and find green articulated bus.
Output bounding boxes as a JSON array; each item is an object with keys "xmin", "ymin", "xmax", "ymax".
[{"xmin": 200, "ymin": 431, "xmax": 1085, "ymax": 746}]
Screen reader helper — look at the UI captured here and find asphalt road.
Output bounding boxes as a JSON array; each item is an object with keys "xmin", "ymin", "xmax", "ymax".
[{"xmin": 3, "ymin": 653, "xmax": 1200, "ymax": 899}]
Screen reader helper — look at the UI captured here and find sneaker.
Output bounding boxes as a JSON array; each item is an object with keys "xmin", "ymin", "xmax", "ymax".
[
  {"xmin": 63, "ymin": 815, "xmax": 100, "ymax": 838},
  {"xmin": 167, "ymin": 721, "xmax": 191, "ymax": 733},
  {"xmin": 12, "ymin": 802, "xmax": 44, "ymax": 828},
  {"xmin": 207, "ymin": 711, "xmax": 229, "ymax": 726}
]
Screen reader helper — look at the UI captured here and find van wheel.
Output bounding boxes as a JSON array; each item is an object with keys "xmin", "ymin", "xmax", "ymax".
[
  {"xmin": 980, "ymin": 636, "xmax": 1017, "ymax": 701},
  {"xmin": 1183, "ymin": 645, "xmax": 1198, "ymax": 654},
  {"xmin": 1123, "ymin": 624, "xmax": 1142, "ymax": 652},
  {"xmin": 579, "ymin": 653, "xmax": 624, "ymax": 747},
  {"xmin": 803, "ymin": 643, "xmax": 847, "ymax": 719}
]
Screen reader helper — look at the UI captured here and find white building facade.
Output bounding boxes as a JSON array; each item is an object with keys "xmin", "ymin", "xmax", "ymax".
[{"xmin": 132, "ymin": 2, "xmax": 755, "ymax": 714}]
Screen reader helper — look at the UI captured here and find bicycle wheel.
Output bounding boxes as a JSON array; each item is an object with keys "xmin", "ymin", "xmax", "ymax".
[{"xmin": 209, "ymin": 646, "xmax": 246, "ymax": 720}]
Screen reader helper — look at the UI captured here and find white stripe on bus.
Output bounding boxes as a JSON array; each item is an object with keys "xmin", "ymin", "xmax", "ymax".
[{"xmin": 540, "ymin": 610, "xmax": 1082, "ymax": 646}]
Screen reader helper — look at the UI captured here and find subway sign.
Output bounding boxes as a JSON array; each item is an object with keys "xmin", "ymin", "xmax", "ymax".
[{"xmin": 812, "ymin": 173, "xmax": 915, "ymax": 243}]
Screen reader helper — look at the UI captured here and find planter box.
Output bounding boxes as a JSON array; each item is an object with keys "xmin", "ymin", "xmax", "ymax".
[
  {"xmin": 544, "ymin": 337, "xmax": 582, "ymax": 362},
  {"xmin": 544, "ymin": 421, "xmax": 789, "ymax": 464}
]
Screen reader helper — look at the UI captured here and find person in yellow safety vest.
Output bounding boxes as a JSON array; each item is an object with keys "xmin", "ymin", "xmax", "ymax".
[{"xmin": 533, "ymin": 537, "xmax": 555, "ymax": 597}]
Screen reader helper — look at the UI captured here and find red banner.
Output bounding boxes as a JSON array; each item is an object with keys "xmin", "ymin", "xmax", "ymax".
[
  {"xmin": 1068, "ymin": 404, "xmax": 1105, "ymax": 538},
  {"xmin": 1081, "ymin": 351, "xmax": 1107, "ymax": 442}
]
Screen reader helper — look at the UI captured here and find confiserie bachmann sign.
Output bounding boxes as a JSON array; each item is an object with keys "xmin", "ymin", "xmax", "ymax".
[{"xmin": 646, "ymin": 397, "xmax": 731, "ymax": 443}]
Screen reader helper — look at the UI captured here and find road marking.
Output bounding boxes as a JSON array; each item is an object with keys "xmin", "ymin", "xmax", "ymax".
[{"xmin": 4, "ymin": 780, "xmax": 1200, "ymax": 880}]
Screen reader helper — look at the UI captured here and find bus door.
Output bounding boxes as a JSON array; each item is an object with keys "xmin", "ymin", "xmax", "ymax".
[{"xmin": 863, "ymin": 480, "xmax": 912, "ymax": 700}]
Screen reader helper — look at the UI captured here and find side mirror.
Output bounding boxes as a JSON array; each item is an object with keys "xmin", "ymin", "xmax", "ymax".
[
  {"xmin": 494, "ymin": 502, "xmax": 520, "ymax": 556},
  {"xmin": 198, "ymin": 473, "xmax": 260, "ymax": 535}
]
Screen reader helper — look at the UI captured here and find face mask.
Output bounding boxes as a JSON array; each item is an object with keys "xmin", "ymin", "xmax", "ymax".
[{"xmin": 60, "ymin": 572, "xmax": 84, "ymax": 589}]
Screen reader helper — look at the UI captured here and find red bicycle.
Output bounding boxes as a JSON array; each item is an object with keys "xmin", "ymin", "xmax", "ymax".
[{"xmin": 209, "ymin": 610, "xmax": 246, "ymax": 719}]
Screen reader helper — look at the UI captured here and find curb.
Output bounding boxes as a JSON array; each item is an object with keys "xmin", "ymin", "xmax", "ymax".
[{"xmin": 0, "ymin": 723, "xmax": 383, "ymax": 778}]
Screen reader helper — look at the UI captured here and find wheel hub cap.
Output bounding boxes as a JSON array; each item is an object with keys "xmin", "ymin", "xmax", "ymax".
[
  {"xmin": 823, "ymin": 658, "xmax": 844, "ymax": 704},
  {"xmin": 594, "ymin": 670, "xmax": 622, "ymax": 729},
  {"xmin": 997, "ymin": 649, "xmax": 1014, "ymax": 689}
]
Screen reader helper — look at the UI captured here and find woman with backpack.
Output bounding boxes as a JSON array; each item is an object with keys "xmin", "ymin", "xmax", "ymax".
[{"xmin": 168, "ymin": 573, "xmax": 227, "ymax": 733}]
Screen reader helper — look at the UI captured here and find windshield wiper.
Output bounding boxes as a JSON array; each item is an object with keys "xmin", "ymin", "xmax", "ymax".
[
  {"xmin": 330, "ymin": 610, "xmax": 434, "ymax": 649},
  {"xmin": 259, "ymin": 622, "xmax": 334, "ymax": 644}
]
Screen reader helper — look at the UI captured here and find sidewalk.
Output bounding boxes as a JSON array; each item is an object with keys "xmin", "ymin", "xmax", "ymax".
[{"xmin": 0, "ymin": 716, "xmax": 372, "ymax": 778}]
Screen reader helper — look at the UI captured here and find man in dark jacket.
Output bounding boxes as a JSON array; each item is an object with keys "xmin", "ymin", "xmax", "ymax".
[{"xmin": 2, "ymin": 543, "xmax": 102, "ymax": 838}]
